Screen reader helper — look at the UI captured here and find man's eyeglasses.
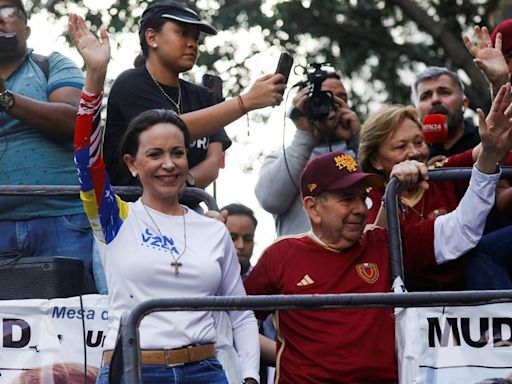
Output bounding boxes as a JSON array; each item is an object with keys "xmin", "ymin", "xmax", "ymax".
[{"xmin": 0, "ymin": 6, "xmax": 24, "ymax": 22}]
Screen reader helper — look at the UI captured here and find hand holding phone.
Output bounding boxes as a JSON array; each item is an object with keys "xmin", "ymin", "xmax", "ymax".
[{"xmin": 275, "ymin": 52, "xmax": 293, "ymax": 87}]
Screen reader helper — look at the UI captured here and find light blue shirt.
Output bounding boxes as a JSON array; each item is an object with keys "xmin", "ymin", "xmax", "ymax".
[{"xmin": 0, "ymin": 49, "xmax": 84, "ymax": 220}]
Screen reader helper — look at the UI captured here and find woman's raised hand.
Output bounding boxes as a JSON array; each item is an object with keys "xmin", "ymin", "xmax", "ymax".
[
  {"xmin": 68, "ymin": 13, "xmax": 110, "ymax": 72},
  {"xmin": 463, "ymin": 26, "xmax": 509, "ymax": 91},
  {"xmin": 68, "ymin": 13, "xmax": 110, "ymax": 94},
  {"xmin": 476, "ymin": 82, "xmax": 512, "ymax": 173}
]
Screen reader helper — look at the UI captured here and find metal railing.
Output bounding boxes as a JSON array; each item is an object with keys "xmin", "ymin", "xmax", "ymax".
[
  {"xmin": 3, "ymin": 167, "xmax": 510, "ymax": 383},
  {"xmin": 0, "ymin": 185, "xmax": 219, "ymax": 211},
  {"xmin": 384, "ymin": 167, "xmax": 512, "ymax": 281},
  {"xmin": 116, "ymin": 291, "xmax": 512, "ymax": 383}
]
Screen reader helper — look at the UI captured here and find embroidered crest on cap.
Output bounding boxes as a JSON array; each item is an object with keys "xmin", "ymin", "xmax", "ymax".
[
  {"xmin": 356, "ymin": 262, "xmax": 379, "ymax": 284},
  {"xmin": 308, "ymin": 183, "xmax": 317, "ymax": 192},
  {"xmin": 334, "ymin": 154, "xmax": 357, "ymax": 172}
]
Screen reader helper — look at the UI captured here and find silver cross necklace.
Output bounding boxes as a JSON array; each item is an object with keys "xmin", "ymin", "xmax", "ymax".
[
  {"xmin": 141, "ymin": 201, "xmax": 187, "ymax": 275},
  {"xmin": 146, "ymin": 67, "xmax": 182, "ymax": 114}
]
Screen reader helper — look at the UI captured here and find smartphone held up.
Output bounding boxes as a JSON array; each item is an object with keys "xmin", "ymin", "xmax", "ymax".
[
  {"xmin": 202, "ymin": 74, "xmax": 224, "ymax": 101},
  {"xmin": 275, "ymin": 52, "xmax": 294, "ymax": 93}
]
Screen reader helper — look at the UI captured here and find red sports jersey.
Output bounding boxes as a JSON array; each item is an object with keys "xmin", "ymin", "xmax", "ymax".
[
  {"xmin": 367, "ymin": 180, "xmax": 464, "ymax": 291},
  {"xmin": 245, "ymin": 222, "xmax": 435, "ymax": 384},
  {"xmin": 443, "ymin": 148, "xmax": 474, "ymax": 167},
  {"xmin": 447, "ymin": 147, "xmax": 512, "ymax": 166},
  {"xmin": 366, "ymin": 150, "xmax": 476, "ymax": 292}
]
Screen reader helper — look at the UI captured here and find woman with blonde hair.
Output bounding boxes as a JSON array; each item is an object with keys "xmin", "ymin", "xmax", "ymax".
[{"xmin": 359, "ymin": 104, "xmax": 468, "ymax": 291}]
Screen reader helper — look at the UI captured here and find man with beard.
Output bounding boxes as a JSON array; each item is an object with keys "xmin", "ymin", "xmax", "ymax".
[
  {"xmin": 255, "ymin": 72, "xmax": 361, "ymax": 236},
  {"xmin": 411, "ymin": 66, "xmax": 480, "ymax": 158}
]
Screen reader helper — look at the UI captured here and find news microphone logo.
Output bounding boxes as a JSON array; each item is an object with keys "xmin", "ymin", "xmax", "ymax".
[{"xmin": 422, "ymin": 114, "xmax": 448, "ymax": 144}]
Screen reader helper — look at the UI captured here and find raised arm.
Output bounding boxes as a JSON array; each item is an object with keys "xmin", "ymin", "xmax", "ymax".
[
  {"xmin": 435, "ymin": 83, "xmax": 512, "ymax": 262},
  {"xmin": 474, "ymin": 83, "xmax": 512, "ymax": 172},
  {"xmin": 463, "ymin": 26, "xmax": 510, "ymax": 99},
  {"xmin": 68, "ymin": 14, "xmax": 109, "ymax": 95},
  {"xmin": 69, "ymin": 14, "xmax": 126, "ymax": 245},
  {"xmin": 180, "ymin": 74, "xmax": 286, "ymax": 140}
]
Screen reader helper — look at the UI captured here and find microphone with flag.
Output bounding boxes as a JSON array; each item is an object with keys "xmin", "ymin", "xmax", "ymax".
[{"xmin": 422, "ymin": 114, "xmax": 448, "ymax": 144}]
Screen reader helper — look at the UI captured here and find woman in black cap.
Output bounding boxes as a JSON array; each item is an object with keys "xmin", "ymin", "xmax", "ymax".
[{"xmin": 104, "ymin": 0, "xmax": 256, "ymax": 190}]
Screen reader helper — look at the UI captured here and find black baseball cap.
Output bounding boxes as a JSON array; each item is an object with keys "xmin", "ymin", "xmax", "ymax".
[{"xmin": 140, "ymin": 1, "xmax": 217, "ymax": 35}]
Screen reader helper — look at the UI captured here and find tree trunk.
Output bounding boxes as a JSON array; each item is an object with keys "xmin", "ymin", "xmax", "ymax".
[{"xmin": 389, "ymin": 0, "xmax": 492, "ymax": 112}]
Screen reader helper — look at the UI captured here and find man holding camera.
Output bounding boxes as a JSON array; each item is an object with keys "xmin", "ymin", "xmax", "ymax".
[
  {"xmin": 255, "ymin": 70, "xmax": 360, "ymax": 236},
  {"xmin": 0, "ymin": 1, "xmax": 93, "ymax": 272}
]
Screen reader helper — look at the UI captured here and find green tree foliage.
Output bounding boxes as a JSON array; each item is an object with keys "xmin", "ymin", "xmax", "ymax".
[
  {"xmin": 211, "ymin": 0, "xmax": 503, "ymax": 116},
  {"xmin": 26, "ymin": 0, "xmax": 508, "ymax": 117}
]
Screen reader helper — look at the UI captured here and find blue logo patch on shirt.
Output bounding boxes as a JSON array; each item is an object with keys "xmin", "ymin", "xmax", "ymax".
[{"xmin": 141, "ymin": 228, "xmax": 180, "ymax": 256}]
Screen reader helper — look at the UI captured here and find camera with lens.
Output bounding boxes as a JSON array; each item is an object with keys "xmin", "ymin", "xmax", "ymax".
[{"xmin": 302, "ymin": 63, "xmax": 336, "ymax": 121}]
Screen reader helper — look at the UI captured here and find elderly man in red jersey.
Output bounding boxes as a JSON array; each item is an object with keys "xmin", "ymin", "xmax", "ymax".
[{"xmin": 244, "ymin": 84, "xmax": 512, "ymax": 384}]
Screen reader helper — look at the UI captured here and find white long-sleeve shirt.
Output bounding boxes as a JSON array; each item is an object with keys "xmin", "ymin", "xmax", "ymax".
[{"xmin": 434, "ymin": 165, "xmax": 501, "ymax": 263}]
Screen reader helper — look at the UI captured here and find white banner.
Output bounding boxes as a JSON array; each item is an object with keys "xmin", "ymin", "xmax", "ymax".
[
  {"xmin": 396, "ymin": 303, "xmax": 512, "ymax": 384},
  {"xmin": 0, "ymin": 294, "xmax": 109, "ymax": 383},
  {"xmin": 0, "ymin": 295, "xmax": 243, "ymax": 384}
]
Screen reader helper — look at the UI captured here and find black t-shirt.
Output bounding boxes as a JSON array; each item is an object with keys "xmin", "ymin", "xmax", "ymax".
[
  {"xmin": 428, "ymin": 119, "xmax": 480, "ymax": 159},
  {"xmin": 105, "ymin": 66, "xmax": 231, "ymax": 186}
]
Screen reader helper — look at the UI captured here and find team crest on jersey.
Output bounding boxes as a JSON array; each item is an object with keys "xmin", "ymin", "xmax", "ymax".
[
  {"xmin": 356, "ymin": 262, "xmax": 379, "ymax": 284},
  {"xmin": 427, "ymin": 208, "xmax": 448, "ymax": 220}
]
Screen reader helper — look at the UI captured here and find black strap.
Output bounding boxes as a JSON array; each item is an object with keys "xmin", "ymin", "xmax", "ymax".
[{"xmin": 30, "ymin": 52, "xmax": 50, "ymax": 81}]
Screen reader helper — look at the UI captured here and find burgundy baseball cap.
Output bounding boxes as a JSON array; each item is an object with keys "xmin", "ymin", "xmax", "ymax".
[
  {"xmin": 491, "ymin": 19, "xmax": 512, "ymax": 56},
  {"xmin": 300, "ymin": 151, "xmax": 383, "ymax": 197}
]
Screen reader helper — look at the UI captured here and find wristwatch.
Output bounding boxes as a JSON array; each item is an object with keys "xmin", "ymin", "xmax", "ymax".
[{"xmin": 0, "ymin": 89, "xmax": 15, "ymax": 112}]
